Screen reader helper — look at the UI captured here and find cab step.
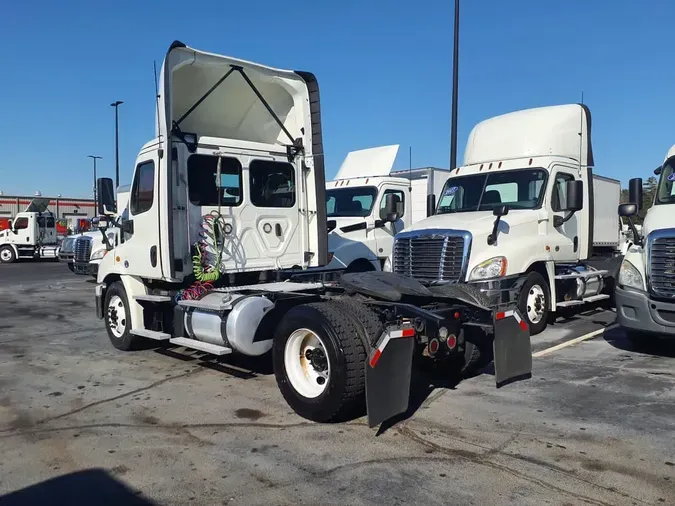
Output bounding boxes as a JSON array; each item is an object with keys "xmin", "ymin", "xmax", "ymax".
[
  {"xmin": 135, "ymin": 294, "xmax": 173, "ymax": 303},
  {"xmin": 131, "ymin": 328, "xmax": 171, "ymax": 340},
  {"xmin": 556, "ymin": 293, "xmax": 610, "ymax": 308},
  {"xmin": 169, "ymin": 337, "xmax": 233, "ymax": 355},
  {"xmin": 555, "ymin": 270, "xmax": 608, "ymax": 280}
]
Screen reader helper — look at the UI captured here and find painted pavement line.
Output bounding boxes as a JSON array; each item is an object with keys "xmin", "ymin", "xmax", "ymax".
[{"xmin": 532, "ymin": 324, "xmax": 618, "ymax": 357}]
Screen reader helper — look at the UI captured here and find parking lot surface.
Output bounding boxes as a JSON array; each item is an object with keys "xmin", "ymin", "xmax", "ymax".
[{"xmin": 0, "ymin": 263, "xmax": 673, "ymax": 505}]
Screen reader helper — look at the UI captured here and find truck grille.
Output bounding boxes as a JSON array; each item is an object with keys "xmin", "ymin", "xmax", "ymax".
[
  {"xmin": 74, "ymin": 237, "xmax": 92, "ymax": 263},
  {"xmin": 649, "ymin": 235, "xmax": 675, "ymax": 299},
  {"xmin": 393, "ymin": 232, "xmax": 468, "ymax": 282}
]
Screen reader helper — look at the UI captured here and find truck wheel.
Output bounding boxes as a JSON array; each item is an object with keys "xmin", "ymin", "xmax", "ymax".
[
  {"xmin": 273, "ymin": 302, "xmax": 368, "ymax": 423},
  {"xmin": 518, "ymin": 272, "xmax": 550, "ymax": 335},
  {"xmin": 104, "ymin": 281, "xmax": 138, "ymax": 351},
  {"xmin": 0, "ymin": 246, "xmax": 16, "ymax": 264}
]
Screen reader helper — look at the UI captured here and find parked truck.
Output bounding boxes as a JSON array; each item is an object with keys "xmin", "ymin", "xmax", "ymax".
[
  {"xmin": 92, "ymin": 41, "xmax": 531, "ymax": 428},
  {"xmin": 616, "ymin": 145, "xmax": 675, "ymax": 344},
  {"xmin": 321, "ymin": 144, "xmax": 450, "ymax": 272},
  {"xmin": 388, "ymin": 104, "xmax": 626, "ymax": 335},
  {"xmin": 0, "ymin": 198, "xmax": 60, "ymax": 263}
]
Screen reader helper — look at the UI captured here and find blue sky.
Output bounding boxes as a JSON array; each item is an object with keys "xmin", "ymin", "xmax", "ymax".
[{"xmin": 1, "ymin": 0, "xmax": 673, "ymax": 197}]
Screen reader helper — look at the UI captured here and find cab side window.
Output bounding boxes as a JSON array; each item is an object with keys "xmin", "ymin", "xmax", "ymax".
[
  {"xmin": 551, "ymin": 173, "xmax": 575, "ymax": 212},
  {"xmin": 130, "ymin": 161, "xmax": 155, "ymax": 215},
  {"xmin": 14, "ymin": 217, "xmax": 28, "ymax": 230}
]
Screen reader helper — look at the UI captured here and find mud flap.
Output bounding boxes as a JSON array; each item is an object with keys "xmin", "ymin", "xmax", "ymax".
[
  {"xmin": 365, "ymin": 326, "xmax": 415, "ymax": 428},
  {"xmin": 493, "ymin": 308, "xmax": 532, "ymax": 387}
]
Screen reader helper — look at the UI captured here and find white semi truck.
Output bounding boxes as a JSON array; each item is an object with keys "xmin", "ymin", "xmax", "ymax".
[
  {"xmin": 0, "ymin": 198, "xmax": 60, "ymax": 263},
  {"xmin": 616, "ymin": 145, "xmax": 675, "ymax": 344},
  {"xmin": 389, "ymin": 104, "xmax": 626, "ymax": 335},
  {"xmin": 321, "ymin": 144, "xmax": 450, "ymax": 272},
  {"xmin": 92, "ymin": 41, "xmax": 531, "ymax": 428}
]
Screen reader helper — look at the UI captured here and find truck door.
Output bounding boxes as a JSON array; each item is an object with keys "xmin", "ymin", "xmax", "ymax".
[
  {"xmin": 547, "ymin": 169, "xmax": 579, "ymax": 261},
  {"xmin": 373, "ymin": 186, "xmax": 406, "ymax": 261},
  {"xmin": 117, "ymin": 151, "xmax": 162, "ymax": 278},
  {"xmin": 12, "ymin": 215, "xmax": 31, "ymax": 245}
]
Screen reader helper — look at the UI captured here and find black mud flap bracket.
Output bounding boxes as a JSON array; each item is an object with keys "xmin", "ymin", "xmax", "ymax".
[
  {"xmin": 365, "ymin": 325, "xmax": 416, "ymax": 428},
  {"xmin": 493, "ymin": 308, "xmax": 532, "ymax": 387}
]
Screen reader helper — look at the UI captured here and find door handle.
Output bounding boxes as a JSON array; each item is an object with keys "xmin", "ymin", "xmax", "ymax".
[{"xmin": 275, "ymin": 223, "xmax": 282, "ymax": 237}]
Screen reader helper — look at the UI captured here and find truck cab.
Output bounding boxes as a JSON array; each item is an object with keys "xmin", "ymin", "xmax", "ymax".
[
  {"xmin": 616, "ymin": 145, "xmax": 675, "ymax": 344},
  {"xmin": 390, "ymin": 104, "xmax": 623, "ymax": 334},
  {"xmin": 0, "ymin": 198, "xmax": 59, "ymax": 263},
  {"xmin": 322, "ymin": 145, "xmax": 450, "ymax": 272}
]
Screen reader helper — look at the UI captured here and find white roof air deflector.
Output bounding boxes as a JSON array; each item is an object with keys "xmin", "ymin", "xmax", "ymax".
[
  {"xmin": 334, "ymin": 145, "xmax": 400, "ymax": 180},
  {"xmin": 161, "ymin": 43, "xmax": 314, "ymax": 161},
  {"xmin": 24, "ymin": 198, "xmax": 50, "ymax": 213}
]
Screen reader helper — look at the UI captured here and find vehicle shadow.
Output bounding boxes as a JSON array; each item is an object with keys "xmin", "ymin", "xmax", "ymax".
[
  {"xmin": 153, "ymin": 345, "xmax": 273, "ymax": 377},
  {"xmin": 0, "ymin": 468, "xmax": 157, "ymax": 506},
  {"xmin": 603, "ymin": 325, "xmax": 675, "ymax": 358}
]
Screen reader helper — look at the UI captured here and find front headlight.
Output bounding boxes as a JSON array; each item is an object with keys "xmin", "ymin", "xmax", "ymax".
[
  {"xmin": 469, "ymin": 256, "xmax": 507, "ymax": 281},
  {"xmin": 618, "ymin": 259, "xmax": 644, "ymax": 290},
  {"xmin": 90, "ymin": 249, "xmax": 107, "ymax": 261},
  {"xmin": 383, "ymin": 255, "xmax": 392, "ymax": 272}
]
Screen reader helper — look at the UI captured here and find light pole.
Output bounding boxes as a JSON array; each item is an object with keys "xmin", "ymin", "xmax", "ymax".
[
  {"xmin": 110, "ymin": 100, "xmax": 123, "ymax": 190},
  {"xmin": 449, "ymin": 0, "xmax": 460, "ymax": 171},
  {"xmin": 88, "ymin": 155, "xmax": 102, "ymax": 211}
]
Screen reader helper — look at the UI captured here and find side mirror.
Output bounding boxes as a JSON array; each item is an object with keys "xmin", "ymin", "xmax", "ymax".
[
  {"xmin": 380, "ymin": 193, "xmax": 400, "ymax": 223},
  {"xmin": 427, "ymin": 194, "xmax": 436, "ymax": 217},
  {"xmin": 654, "ymin": 166, "xmax": 662, "ymax": 176},
  {"xmin": 493, "ymin": 204, "xmax": 509, "ymax": 217},
  {"xmin": 565, "ymin": 180, "xmax": 584, "ymax": 212},
  {"xmin": 628, "ymin": 177, "xmax": 643, "ymax": 210},
  {"xmin": 97, "ymin": 178, "xmax": 116, "ymax": 215},
  {"xmin": 618, "ymin": 203, "xmax": 638, "ymax": 217}
]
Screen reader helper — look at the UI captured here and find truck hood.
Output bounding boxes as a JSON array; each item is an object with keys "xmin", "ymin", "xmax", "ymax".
[
  {"xmin": 159, "ymin": 41, "xmax": 318, "ymax": 151},
  {"xmin": 643, "ymin": 205, "xmax": 675, "ymax": 237},
  {"xmin": 402, "ymin": 209, "xmax": 539, "ymax": 238}
]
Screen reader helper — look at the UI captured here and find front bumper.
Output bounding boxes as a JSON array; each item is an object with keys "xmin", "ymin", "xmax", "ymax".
[
  {"xmin": 615, "ymin": 286, "xmax": 675, "ymax": 338},
  {"xmin": 59, "ymin": 252, "xmax": 74, "ymax": 262},
  {"xmin": 73, "ymin": 261, "xmax": 98, "ymax": 276},
  {"xmin": 469, "ymin": 274, "xmax": 524, "ymax": 307}
]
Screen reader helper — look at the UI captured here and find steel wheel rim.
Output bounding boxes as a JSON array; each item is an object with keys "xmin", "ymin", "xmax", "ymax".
[
  {"xmin": 284, "ymin": 328, "xmax": 331, "ymax": 399},
  {"xmin": 0, "ymin": 249, "xmax": 12, "ymax": 261},
  {"xmin": 526, "ymin": 284, "xmax": 546, "ymax": 324},
  {"xmin": 107, "ymin": 295, "xmax": 127, "ymax": 338}
]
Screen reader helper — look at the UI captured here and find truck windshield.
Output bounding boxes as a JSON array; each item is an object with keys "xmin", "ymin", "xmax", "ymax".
[
  {"xmin": 326, "ymin": 187, "xmax": 378, "ymax": 218},
  {"xmin": 437, "ymin": 168, "xmax": 548, "ymax": 214},
  {"xmin": 655, "ymin": 157, "xmax": 675, "ymax": 205}
]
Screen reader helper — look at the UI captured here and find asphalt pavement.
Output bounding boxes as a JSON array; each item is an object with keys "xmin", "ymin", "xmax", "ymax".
[{"xmin": 0, "ymin": 264, "xmax": 673, "ymax": 505}]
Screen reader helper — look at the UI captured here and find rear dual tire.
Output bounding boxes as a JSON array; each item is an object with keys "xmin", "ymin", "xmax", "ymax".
[{"xmin": 273, "ymin": 302, "xmax": 373, "ymax": 423}]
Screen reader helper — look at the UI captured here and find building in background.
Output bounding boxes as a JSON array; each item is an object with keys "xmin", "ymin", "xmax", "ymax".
[{"xmin": 0, "ymin": 193, "xmax": 96, "ymax": 234}]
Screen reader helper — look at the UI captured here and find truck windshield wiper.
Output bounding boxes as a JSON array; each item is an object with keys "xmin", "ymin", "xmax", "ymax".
[{"xmin": 171, "ymin": 65, "xmax": 303, "ymax": 161}]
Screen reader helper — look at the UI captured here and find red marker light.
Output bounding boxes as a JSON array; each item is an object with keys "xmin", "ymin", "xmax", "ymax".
[
  {"xmin": 429, "ymin": 338, "xmax": 440, "ymax": 354},
  {"xmin": 447, "ymin": 334, "xmax": 457, "ymax": 350},
  {"xmin": 453, "ymin": 311, "xmax": 461, "ymax": 319}
]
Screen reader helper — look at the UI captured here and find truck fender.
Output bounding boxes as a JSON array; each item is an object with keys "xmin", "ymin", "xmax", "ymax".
[
  {"xmin": 100, "ymin": 275, "xmax": 147, "ymax": 331},
  {"xmin": 0, "ymin": 243, "xmax": 19, "ymax": 258}
]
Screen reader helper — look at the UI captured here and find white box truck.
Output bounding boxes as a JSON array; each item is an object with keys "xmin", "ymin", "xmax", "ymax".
[
  {"xmin": 92, "ymin": 40, "xmax": 531, "ymax": 428},
  {"xmin": 389, "ymin": 104, "xmax": 626, "ymax": 335},
  {"xmin": 320, "ymin": 144, "xmax": 450, "ymax": 272},
  {"xmin": 616, "ymin": 144, "xmax": 675, "ymax": 345}
]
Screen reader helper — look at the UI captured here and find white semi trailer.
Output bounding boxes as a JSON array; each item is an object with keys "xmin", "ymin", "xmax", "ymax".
[
  {"xmin": 389, "ymin": 104, "xmax": 626, "ymax": 335},
  {"xmin": 616, "ymin": 145, "xmax": 675, "ymax": 344},
  {"xmin": 92, "ymin": 41, "xmax": 531, "ymax": 428}
]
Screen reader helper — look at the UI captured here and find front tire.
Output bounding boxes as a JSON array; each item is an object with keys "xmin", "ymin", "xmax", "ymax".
[
  {"xmin": 273, "ymin": 302, "xmax": 368, "ymax": 423},
  {"xmin": 518, "ymin": 272, "xmax": 550, "ymax": 336},
  {"xmin": 0, "ymin": 246, "xmax": 16, "ymax": 264},
  {"xmin": 104, "ymin": 281, "xmax": 138, "ymax": 351}
]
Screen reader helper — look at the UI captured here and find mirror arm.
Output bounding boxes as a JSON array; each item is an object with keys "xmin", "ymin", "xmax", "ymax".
[
  {"xmin": 487, "ymin": 216, "xmax": 502, "ymax": 245},
  {"xmin": 554, "ymin": 210, "xmax": 577, "ymax": 228},
  {"xmin": 625, "ymin": 216, "xmax": 642, "ymax": 247}
]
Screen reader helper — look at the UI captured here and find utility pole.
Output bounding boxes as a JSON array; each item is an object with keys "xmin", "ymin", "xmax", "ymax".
[
  {"xmin": 87, "ymin": 155, "xmax": 102, "ymax": 211},
  {"xmin": 449, "ymin": 0, "xmax": 460, "ymax": 171},
  {"xmin": 110, "ymin": 101, "xmax": 123, "ymax": 190}
]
